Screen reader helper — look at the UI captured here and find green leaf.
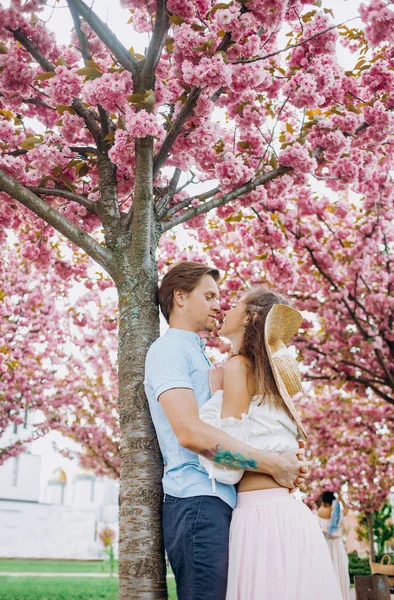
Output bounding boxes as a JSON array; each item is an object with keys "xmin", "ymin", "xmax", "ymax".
[
  {"xmin": 128, "ymin": 47, "xmax": 145, "ymax": 60},
  {"xmin": 76, "ymin": 65, "xmax": 102, "ymax": 77},
  {"xmin": 35, "ymin": 71, "xmax": 56, "ymax": 81},
  {"xmin": 21, "ymin": 135, "xmax": 43, "ymax": 150},
  {"xmin": 57, "ymin": 105, "xmax": 76, "ymax": 115},
  {"xmin": 127, "ymin": 92, "xmax": 147, "ymax": 104},
  {"xmin": 302, "ymin": 10, "xmax": 317, "ymax": 23},
  {"xmin": 169, "ymin": 15, "xmax": 184, "ymax": 25},
  {"xmin": 103, "ymin": 132, "xmax": 115, "ymax": 142},
  {"xmin": 210, "ymin": 3, "xmax": 233, "ymax": 14},
  {"xmin": 77, "ymin": 163, "xmax": 89, "ymax": 177},
  {"xmin": 57, "ymin": 176, "xmax": 76, "ymax": 192}
]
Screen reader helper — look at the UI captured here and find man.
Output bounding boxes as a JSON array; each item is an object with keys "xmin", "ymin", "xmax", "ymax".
[{"xmin": 144, "ymin": 261, "xmax": 309, "ymax": 600}]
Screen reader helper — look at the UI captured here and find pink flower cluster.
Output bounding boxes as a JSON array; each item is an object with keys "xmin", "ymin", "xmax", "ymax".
[
  {"xmin": 214, "ymin": 152, "xmax": 254, "ymax": 191},
  {"xmin": 82, "ymin": 71, "xmax": 133, "ymax": 113},
  {"xmin": 125, "ymin": 109, "xmax": 161, "ymax": 138},
  {"xmin": 47, "ymin": 66, "xmax": 82, "ymax": 107},
  {"xmin": 279, "ymin": 143, "xmax": 316, "ymax": 174},
  {"xmin": 1, "ymin": 50, "xmax": 33, "ymax": 96},
  {"xmin": 182, "ymin": 54, "xmax": 232, "ymax": 89},
  {"xmin": 360, "ymin": 0, "xmax": 394, "ymax": 46}
]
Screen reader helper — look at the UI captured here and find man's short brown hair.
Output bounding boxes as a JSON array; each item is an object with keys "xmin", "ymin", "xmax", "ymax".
[{"xmin": 158, "ymin": 261, "xmax": 220, "ymax": 323}]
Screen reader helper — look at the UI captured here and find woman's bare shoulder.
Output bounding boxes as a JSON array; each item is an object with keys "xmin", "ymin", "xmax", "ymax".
[
  {"xmin": 317, "ymin": 506, "xmax": 331, "ymax": 519},
  {"xmin": 224, "ymin": 354, "xmax": 251, "ymax": 373}
]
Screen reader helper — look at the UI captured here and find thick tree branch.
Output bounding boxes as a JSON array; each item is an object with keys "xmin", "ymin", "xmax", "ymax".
[
  {"xmin": 72, "ymin": 99, "xmax": 102, "ymax": 143},
  {"xmin": 0, "ymin": 169, "xmax": 113, "ymax": 273},
  {"xmin": 156, "ymin": 168, "xmax": 181, "ymax": 217},
  {"xmin": 28, "ymin": 187, "xmax": 97, "ymax": 213},
  {"xmin": 67, "ymin": 0, "xmax": 92, "ymax": 62},
  {"xmin": 66, "ymin": 0, "xmax": 140, "ymax": 76},
  {"xmin": 8, "ymin": 26, "xmax": 102, "ymax": 144},
  {"xmin": 8, "ymin": 146, "xmax": 97, "ymax": 157},
  {"xmin": 165, "ymin": 185, "xmax": 221, "ymax": 219},
  {"xmin": 161, "ymin": 166, "xmax": 291, "ymax": 231},
  {"xmin": 7, "ymin": 27, "xmax": 55, "ymax": 71},
  {"xmin": 153, "ymin": 87, "xmax": 202, "ymax": 177},
  {"xmin": 141, "ymin": 0, "xmax": 169, "ymax": 88}
]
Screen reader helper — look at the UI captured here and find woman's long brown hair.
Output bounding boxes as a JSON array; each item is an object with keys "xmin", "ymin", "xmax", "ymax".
[{"xmin": 238, "ymin": 285, "xmax": 290, "ymax": 406}]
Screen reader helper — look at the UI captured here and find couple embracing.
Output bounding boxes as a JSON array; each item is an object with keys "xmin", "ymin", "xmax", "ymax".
[{"xmin": 144, "ymin": 261, "xmax": 341, "ymax": 600}]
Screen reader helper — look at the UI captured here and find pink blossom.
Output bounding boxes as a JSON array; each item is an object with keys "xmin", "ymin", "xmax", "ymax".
[
  {"xmin": 182, "ymin": 54, "xmax": 232, "ymax": 89},
  {"xmin": 360, "ymin": 0, "xmax": 394, "ymax": 46},
  {"xmin": 82, "ymin": 71, "xmax": 133, "ymax": 112},
  {"xmin": 214, "ymin": 152, "xmax": 254, "ymax": 190},
  {"xmin": 47, "ymin": 66, "xmax": 82, "ymax": 106},
  {"xmin": 279, "ymin": 143, "xmax": 316, "ymax": 174}
]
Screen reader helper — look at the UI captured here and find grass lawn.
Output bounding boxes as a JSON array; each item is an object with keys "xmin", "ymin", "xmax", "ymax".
[
  {"xmin": 0, "ymin": 560, "xmax": 177, "ymax": 599},
  {"xmin": 0, "ymin": 576, "xmax": 177, "ymax": 600},
  {"xmin": 0, "ymin": 577, "xmax": 118, "ymax": 600},
  {"xmin": 0, "ymin": 559, "xmax": 117, "ymax": 574}
]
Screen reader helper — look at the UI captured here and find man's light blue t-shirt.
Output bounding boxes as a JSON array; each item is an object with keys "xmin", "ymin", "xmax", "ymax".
[{"xmin": 144, "ymin": 328, "xmax": 236, "ymax": 509}]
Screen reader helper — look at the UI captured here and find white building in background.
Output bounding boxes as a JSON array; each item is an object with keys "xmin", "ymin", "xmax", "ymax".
[{"xmin": 0, "ymin": 413, "xmax": 119, "ymax": 559}]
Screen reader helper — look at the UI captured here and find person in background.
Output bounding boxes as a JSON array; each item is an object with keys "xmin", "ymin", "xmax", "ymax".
[{"xmin": 317, "ymin": 490, "xmax": 351, "ymax": 600}]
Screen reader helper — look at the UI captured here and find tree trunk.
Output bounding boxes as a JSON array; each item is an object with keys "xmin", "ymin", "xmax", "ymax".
[
  {"xmin": 366, "ymin": 512, "xmax": 376, "ymax": 563},
  {"xmin": 116, "ymin": 248, "xmax": 167, "ymax": 599}
]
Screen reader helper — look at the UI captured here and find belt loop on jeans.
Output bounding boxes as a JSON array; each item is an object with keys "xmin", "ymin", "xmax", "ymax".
[{"xmin": 163, "ymin": 493, "xmax": 166, "ymax": 502}]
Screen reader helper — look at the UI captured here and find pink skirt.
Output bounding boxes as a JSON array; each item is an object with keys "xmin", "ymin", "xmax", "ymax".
[{"xmin": 226, "ymin": 488, "xmax": 342, "ymax": 600}]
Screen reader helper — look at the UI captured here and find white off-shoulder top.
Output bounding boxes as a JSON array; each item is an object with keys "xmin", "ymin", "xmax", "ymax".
[{"xmin": 199, "ymin": 390, "xmax": 299, "ymax": 491}]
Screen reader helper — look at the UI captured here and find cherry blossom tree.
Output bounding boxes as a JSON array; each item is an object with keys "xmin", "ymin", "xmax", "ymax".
[
  {"xmin": 1, "ymin": 0, "xmax": 393, "ymax": 595},
  {"xmin": 0, "ymin": 236, "xmax": 119, "ymax": 474},
  {"xmin": 299, "ymin": 389, "xmax": 394, "ymax": 561}
]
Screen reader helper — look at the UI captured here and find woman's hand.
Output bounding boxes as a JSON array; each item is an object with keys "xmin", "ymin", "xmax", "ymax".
[
  {"xmin": 209, "ymin": 366, "xmax": 224, "ymax": 394},
  {"xmin": 271, "ymin": 442, "xmax": 311, "ymax": 490}
]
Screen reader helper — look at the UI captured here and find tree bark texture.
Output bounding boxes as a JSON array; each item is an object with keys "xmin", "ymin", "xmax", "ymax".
[{"xmin": 367, "ymin": 512, "xmax": 377, "ymax": 563}]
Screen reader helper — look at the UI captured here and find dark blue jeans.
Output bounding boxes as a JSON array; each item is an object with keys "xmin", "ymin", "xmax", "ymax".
[{"xmin": 163, "ymin": 494, "xmax": 232, "ymax": 600}]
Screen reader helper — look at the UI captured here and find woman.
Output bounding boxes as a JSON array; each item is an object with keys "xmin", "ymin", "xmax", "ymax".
[
  {"xmin": 317, "ymin": 491, "xmax": 351, "ymax": 600},
  {"xmin": 199, "ymin": 286, "xmax": 342, "ymax": 600}
]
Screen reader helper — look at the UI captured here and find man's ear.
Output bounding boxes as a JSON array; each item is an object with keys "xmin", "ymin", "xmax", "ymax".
[{"xmin": 173, "ymin": 289, "xmax": 185, "ymax": 308}]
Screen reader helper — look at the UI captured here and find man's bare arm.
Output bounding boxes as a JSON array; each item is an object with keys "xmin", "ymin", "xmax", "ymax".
[{"xmin": 159, "ymin": 388, "xmax": 309, "ymax": 489}]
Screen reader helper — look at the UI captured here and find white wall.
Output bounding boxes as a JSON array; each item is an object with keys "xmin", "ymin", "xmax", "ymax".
[
  {"xmin": 0, "ymin": 453, "xmax": 41, "ymax": 502},
  {"xmin": 0, "ymin": 500, "xmax": 118, "ymax": 559}
]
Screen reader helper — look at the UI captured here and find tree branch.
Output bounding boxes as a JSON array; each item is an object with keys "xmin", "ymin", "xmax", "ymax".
[
  {"xmin": 8, "ymin": 26, "xmax": 102, "ymax": 144},
  {"xmin": 28, "ymin": 187, "xmax": 97, "ymax": 213},
  {"xmin": 67, "ymin": 0, "xmax": 92, "ymax": 62},
  {"xmin": 0, "ymin": 169, "xmax": 113, "ymax": 274},
  {"xmin": 66, "ymin": 0, "xmax": 140, "ymax": 76},
  {"xmin": 153, "ymin": 20, "xmax": 239, "ymax": 178},
  {"xmin": 153, "ymin": 86, "xmax": 202, "ymax": 177},
  {"xmin": 162, "ymin": 166, "xmax": 291, "ymax": 231},
  {"xmin": 156, "ymin": 168, "xmax": 181, "ymax": 217},
  {"xmin": 141, "ymin": 0, "xmax": 169, "ymax": 88},
  {"xmin": 164, "ymin": 185, "xmax": 221, "ymax": 219},
  {"xmin": 235, "ymin": 18, "xmax": 359, "ymax": 64},
  {"xmin": 307, "ymin": 372, "xmax": 394, "ymax": 405},
  {"xmin": 8, "ymin": 146, "xmax": 97, "ymax": 157},
  {"xmin": 6, "ymin": 27, "xmax": 55, "ymax": 71}
]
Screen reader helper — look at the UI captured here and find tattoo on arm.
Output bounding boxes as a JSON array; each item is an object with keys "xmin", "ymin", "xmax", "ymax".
[{"xmin": 201, "ymin": 445, "xmax": 258, "ymax": 470}]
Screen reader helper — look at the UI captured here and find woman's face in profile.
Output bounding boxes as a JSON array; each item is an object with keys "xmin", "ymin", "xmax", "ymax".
[{"xmin": 220, "ymin": 297, "xmax": 248, "ymax": 337}]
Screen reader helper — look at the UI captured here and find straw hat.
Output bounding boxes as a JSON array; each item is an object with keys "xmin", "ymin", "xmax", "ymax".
[{"xmin": 264, "ymin": 303, "xmax": 307, "ymax": 440}]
